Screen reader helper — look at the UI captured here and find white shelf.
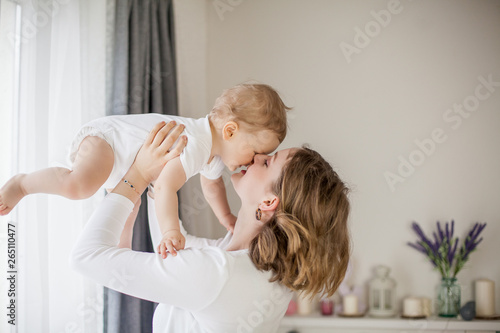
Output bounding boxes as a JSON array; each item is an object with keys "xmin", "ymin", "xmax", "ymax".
[{"xmin": 279, "ymin": 313, "xmax": 500, "ymax": 332}]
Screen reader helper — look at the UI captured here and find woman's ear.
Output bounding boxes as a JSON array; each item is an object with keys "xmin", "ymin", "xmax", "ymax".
[
  {"xmin": 222, "ymin": 121, "xmax": 238, "ymax": 141},
  {"xmin": 259, "ymin": 196, "xmax": 280, "ymax": 220}
]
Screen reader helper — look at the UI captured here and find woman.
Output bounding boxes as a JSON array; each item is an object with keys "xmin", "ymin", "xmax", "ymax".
[{"xmin": 70, "ymin": 122, "xmax": 350, "ymax": 333}]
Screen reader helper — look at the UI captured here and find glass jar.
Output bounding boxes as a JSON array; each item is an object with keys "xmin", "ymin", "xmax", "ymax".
[
  {"xmin": 437, "ymin": 277, "xmax": 461, "ymax": 317},
  {"xmin": 320, "ymin": 297, "xmax": 334, "ymax": 316},
  {"xmin": 285, "ymin": 297, "xmax": 297, "ymax": 316}
]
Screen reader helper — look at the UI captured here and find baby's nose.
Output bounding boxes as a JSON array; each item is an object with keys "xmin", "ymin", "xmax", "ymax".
[{"xmin": 253, "ymin": 154, "xmax": 267, "ymax": 162}]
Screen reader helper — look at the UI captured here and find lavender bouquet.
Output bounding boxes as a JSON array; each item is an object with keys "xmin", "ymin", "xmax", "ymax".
[{"xmin": 408, "ymin": 220, "xmax": 487, "ymax": 279}]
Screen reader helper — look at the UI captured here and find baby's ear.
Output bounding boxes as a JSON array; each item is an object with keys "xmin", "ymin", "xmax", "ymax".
[{"xmin": 222, "ymin": 121, "xmax": 239, "ymax": 140}]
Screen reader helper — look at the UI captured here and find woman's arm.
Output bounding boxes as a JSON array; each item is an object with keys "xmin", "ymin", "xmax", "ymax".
[
  {"xmin": 111, "ymin": 121, "xmax": 186, "ymax": 202},
  {"xmin": 70, "ymin": 194, "xmax": 229, "ymax": 308},
  {"xmin": 70, "ymin": 122, "xmax": 229, "ymax": 309}
]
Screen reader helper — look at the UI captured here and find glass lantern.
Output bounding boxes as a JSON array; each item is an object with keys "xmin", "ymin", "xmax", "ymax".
[{"xmin": 368, "ymin": 265, "xmax": 397, "ymax": 317}]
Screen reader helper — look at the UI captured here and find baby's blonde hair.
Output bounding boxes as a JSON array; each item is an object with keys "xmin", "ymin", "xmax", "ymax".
[{"xmin": 208, "ymin": 84, "xmax": 290, "ymax": 142}]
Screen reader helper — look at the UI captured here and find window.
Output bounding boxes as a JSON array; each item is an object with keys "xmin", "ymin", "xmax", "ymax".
[{"xmin": 0, "ymin": 0, "xmax": 22, "ymax": 332}]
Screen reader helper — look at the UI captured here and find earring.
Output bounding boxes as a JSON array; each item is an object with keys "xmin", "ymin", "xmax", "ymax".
[{"xmin": 255, "ymin": 208, "xmax": 262, "ymax": 221}]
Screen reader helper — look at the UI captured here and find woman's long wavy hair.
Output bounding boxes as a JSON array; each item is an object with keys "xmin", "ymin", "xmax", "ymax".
[{"xmin": 249, "ymin": 147, "xmax": 350, "ymax": 298}]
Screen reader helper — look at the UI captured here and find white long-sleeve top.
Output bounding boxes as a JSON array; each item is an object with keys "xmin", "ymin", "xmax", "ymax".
[{"xmin": 70, "ymin": 193, "xmax": 292, "ymax": 333}]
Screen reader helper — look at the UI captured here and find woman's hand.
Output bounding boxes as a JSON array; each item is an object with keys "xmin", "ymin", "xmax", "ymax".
[
  {"xmin": 112, "ymin": 121, "xmax": 186, "ymax": 203},
  {"xmin": 131, "ymin": 121, "xmax": 187, "ymax": 185}
]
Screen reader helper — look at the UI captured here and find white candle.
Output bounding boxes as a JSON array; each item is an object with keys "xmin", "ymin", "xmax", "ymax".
[
  {"xmin": 403, "ymin": 297, "xmax": 423, "ymax": 317},
  {"xmin": 420, "ymin": 297, "xmax": 432, "ymax": 317},
  {"xmin": 297, "ymin": 293, "xmax": 314, "ymax": 315},
  {"xmin": 475, "ymin": 278, "xmax": 495, "ymax": 317},
  {"xmin": 343, "ymin": 294, "xmax": 358, "ymax": 314}
]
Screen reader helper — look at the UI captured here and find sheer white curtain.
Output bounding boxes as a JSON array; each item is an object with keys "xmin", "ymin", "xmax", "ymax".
[{"xmin": 13, "ymin": 1, "xmax": 108, "ymax": 332}]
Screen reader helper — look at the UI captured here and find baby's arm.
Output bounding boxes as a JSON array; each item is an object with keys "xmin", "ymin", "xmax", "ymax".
[
  {"xmin": 154, "ymin": 157, "xmax": 187, "ymax": 258},
  {"xmin": 200, "ymin": 175, "xmax": 236, "ymax": 233}
]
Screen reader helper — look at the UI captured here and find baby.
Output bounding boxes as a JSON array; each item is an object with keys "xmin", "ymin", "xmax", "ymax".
[{"xmin": 0, "ymin": 83, "xmax": 289, "ymax": 257}]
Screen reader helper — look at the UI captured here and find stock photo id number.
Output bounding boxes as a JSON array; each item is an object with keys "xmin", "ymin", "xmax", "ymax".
[{"xmin": 6, "ymin": 222, "xmax": 17, "ymax": 326}]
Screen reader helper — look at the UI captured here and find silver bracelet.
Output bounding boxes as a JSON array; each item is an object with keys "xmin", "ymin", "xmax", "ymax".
[{"xmin": 123, "ymin": 179, "xmax": 139, "ymax": 194}]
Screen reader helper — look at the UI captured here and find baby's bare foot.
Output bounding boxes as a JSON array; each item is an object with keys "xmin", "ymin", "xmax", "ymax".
[{"xmin": 0, "ymin": 174, "xmax": 27, "ymax": 216}]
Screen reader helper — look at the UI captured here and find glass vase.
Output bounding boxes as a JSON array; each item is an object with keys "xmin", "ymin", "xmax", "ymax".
[{"xmin": 437, "ymin": 277, "xmax": 461, "ymax": 317}]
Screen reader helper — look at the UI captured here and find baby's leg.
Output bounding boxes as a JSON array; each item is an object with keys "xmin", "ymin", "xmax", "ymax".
[{"xmin": 0, "ymin": 136, "xmax": 114, "ymax": 215}]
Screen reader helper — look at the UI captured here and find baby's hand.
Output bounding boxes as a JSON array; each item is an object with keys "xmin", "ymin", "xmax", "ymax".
[
  {"xmin": 220, "ymin": 213, "xmax": 237, "ymax": 233},
  {"xmin": 157, "ymin": 230, "xmax": 185, "ymax": 258}
]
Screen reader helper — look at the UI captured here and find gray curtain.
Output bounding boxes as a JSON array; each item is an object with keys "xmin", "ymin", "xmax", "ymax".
[{"xmin": 104, "ymin": 0, "xmax": 177, "ymax": 332}]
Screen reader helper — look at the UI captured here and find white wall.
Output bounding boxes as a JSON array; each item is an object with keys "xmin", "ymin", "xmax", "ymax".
[{"xmin": 175, "ymin": 0, "xmax": 500, "ymax": 311}]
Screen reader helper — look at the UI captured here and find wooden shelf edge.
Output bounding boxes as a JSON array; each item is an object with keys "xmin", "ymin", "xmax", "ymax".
[{"xmin": 280, "ymin": 313, "xmax": 500, "ymax": 330}]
